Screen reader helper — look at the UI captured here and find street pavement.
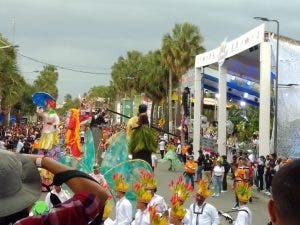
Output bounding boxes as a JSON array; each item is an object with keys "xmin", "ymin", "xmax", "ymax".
[{"xmin": 155, "ymin": 158, "xmax": 269, "ymax": 225}]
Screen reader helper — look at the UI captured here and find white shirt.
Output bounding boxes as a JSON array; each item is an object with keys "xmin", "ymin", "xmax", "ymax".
[
  {"xmin": 131, "ymin": 209, "xmax": 150, "ymax": 225},
  {"xmin": 213, "ymin": 165, "xmax": 224, "ymax": 176},
  {"xmin": 45, "ymin": 189, "xmax": 70, "ymax": 208},
  {"xmin": 151, "ymin": 154, "xmax": 158, "ymax": 167},
  {"xmin": 148, "ymin": 194, "xmax": 167, "ymax": 213},
  {"xmin": 234, "ymin": 205, "xmax": 252, "ymax": 225},
  {"xmin": 114, "ymin": 197, "xmax": 132, "ymax": 225},
  {"xmin": 16, "ymin": 140, "xmax": 24, "ymax": 153},
  {"xmin": 159, "ymin": 140, "xmax": 166, "ymax": 151},
  {"xmin": 248, "ymin": 154, "xmax": 255, "ymax": 163},
  {"xmin": 189, "ymin": 202, "xmax": 220, "ymax": 225},
  {"xmin": 176, "ymin": 144, "xmax": 182, "ymax": 154}
]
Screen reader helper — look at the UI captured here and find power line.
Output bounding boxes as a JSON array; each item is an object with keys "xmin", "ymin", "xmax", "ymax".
[{"xmin": 18, "ymin": 52, "xmax": 111, "ymax": 75}]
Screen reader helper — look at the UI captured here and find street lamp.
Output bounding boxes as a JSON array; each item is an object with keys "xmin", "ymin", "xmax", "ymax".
[{"xmin": 254, "ymin": 16, "xmax": 280, "ymax": 155}]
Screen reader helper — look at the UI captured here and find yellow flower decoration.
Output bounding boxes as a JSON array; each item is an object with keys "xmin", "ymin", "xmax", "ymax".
[
  {"xmin": 134, "ymin": 183, "xmax": 152, "ymax": 203},
  {"xmin": 236, "ymin": 182, "xmax": 252, "ymax": 203},
  {"xmin": 196, "ymin": 180, "xmax": 211, "ymax": 198},
  {"xmin": 170, "ymin": 194, "xmax": 186, "ymax": 220},
  {"xmin": 113, "ymin": 173, "xmax": 129, "ymax": 192},
  {"xmin": 169, "ymin": 176, "xmax": 193, "ymax": 202},
  {"xmin": 140, "ymin": 170, "xmax": 157, "ymax": 190},
  {"xmin": 149, "ymin": 205, "xmax": 168, "ymax": 225}
]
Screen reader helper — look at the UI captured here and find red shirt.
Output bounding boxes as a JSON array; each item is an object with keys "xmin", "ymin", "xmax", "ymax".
[{"xmin": 15, "ymin": 192, "xmax": 100, "ymax": 225}]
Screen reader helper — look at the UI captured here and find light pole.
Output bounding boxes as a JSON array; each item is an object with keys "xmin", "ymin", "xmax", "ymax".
[{"xmin": 254, "ymin": 17, "xmax": 279, "ymax": 154}]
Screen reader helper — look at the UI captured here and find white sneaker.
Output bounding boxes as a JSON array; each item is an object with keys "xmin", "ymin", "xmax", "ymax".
[
  {"xmin": 216, "ymin": 193, "xmax": 220, "ymax": 197},
  {"xmin": 221, "ymin": 190, "xmax": 227, "ymax": 193},
  {"xmin": 212, "ymin": 193, "xmax": 216, "ymax": 197}
]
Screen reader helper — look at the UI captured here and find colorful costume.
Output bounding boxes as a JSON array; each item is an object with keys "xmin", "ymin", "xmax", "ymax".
[
  {"xmin": 159, "ymin": 145, "xmax": 182, "ymax": 171},
  {"xmin": 128, "ymin": 113, "xmax": 157, "ymax": 166},
  {"xmin": 37, "ymin": 104, "xmax": 60, "ymax": 150},
  {"xmin": 65, "ymin": 108, "xmax": 82, "ymax": 158}
]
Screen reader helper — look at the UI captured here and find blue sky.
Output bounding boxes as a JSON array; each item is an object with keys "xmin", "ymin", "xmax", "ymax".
[{"xmin": 1, "ymin": 0, "xmax": 299, "ymax": 102}]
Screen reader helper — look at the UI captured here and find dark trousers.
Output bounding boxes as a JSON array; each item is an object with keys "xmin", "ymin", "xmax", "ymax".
[
  {"xmin": 265, "ymin": 172, "xmax": 272, "ymax": 191},
  {"xmin": 257, "ymin": 173, "xmax": 264, "ymax": 190},
  {"xmin": 222, "ymin": 173, "xmax": 228, "ymax": 191},
  {"xmin": 160, "ymin": 150, "xmax": 165, "ymax": 159},
  {"xmin": 185, "ymin": 173, "xmax": 195, "ymax": 189}
]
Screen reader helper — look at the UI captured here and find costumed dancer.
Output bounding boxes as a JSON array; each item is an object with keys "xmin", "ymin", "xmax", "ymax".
[
  {"xmin": 234, "ymin": 182, "xmax": 252, "ymax": 225},
  {"xmin": 188, "ymin": 180, "xmax": 220, "ymax": 225},
  {"xmin": 90, "ymin": 164, "xmax": 108, "ymax": 190},
  {"xmin": 126, "ymin": 104, "xmax": 147, "ymax": 139},
  {"xmin": 169, "ymin": 176, "xmax": 193, "ymax": 225},
  {"xmin": 128, "ymin": 113, "xmax": 157, "ymax": 166},
  {"xmin": 90, "ymin": 108, "xmax": 105, "ymax": 163},
  {"xmin": 112, "ymin": 173, "xmax": 133, "ymax": 225},
  {"xmin": 65, "ymin": 108, "xmax": 82, "ymax": 158},
  {"xmin": 36, "ymin": 98, "xmax": 60, "ymax": 152},
  {"xmin": 139, "ymin": 170, "xmax": 167, "ymax": 213},
  {"xmin": 132, "ymin": 183, "xmax": 152, "ymax": 225},
  {"xmin": 159, "ymin": 143, "xmax": 182, "ymax": 172}
]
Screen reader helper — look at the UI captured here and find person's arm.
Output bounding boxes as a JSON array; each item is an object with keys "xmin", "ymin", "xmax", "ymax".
[{"xmin": 25, "ymin": 155, "xmax": 109, "ymax": 207}]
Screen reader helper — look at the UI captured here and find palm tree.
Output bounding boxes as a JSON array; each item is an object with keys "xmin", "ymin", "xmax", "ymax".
[
  {"xmin": 161, "ymin": 22, "xmax": 205, "ymax": 133},
  {"xmin": 141, "ymin": 50, "xmax": 169, "ymax": 125}
]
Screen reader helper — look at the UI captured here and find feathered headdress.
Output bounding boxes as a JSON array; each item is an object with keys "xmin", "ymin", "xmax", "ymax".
[
  {"xmin": 169, "ymin": 176, "xmax": 193, "ymax": 202},
  {"xmin": 149, "ymin": 205, "xmax": 168, "ymax": 225},
  {"xmin": 196, "ymin": 180, "xmax": 211, "ymax": 198},
  {"xmin": 170, "ymin": 194, "xmax": 186, "ymax": 220},
  {"xmin": 140, "ymin": 170, "xmax": 157, "ymax": 190},
  {"xmin": 113, "ymin": 173, "xmax": 129, "ymax": 192},
  {"xmin": 235, "ymin": 182, "xmax": 252, "ymax": 203},
  {"xmin": 134, "ymin": 183, "xmax": 152, "ymax": 203}
]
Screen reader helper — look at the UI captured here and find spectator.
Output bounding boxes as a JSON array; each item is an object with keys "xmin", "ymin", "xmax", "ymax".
[
  {"xmin": 212, "ymin": 158, "xmax": 224, "ymax": 197},
  {"xmin": 45, "ymin": 185, "xmax": 70, "ymax": 209},
  {"xmin": 202, "ymin": 154, "xmax": 213, "ymax": 185},
  {"xmin": 222, "ymin": 155, "xmax": 231, "ymax": 192},
  {"xmin": 268, "ymin": 159, "xmax": 300, "ymax": 225},
  {"xmin": 0, "ymin": 150, "xmax": 109, "ymax": 225},
  {"xmin": 196, "ymin": 150, "xmax": 205, "ymax": 182},
  {"xmin": 257, "ymin": 156, "xmax": 265, "ymax": 191},
  {"xmin": 158, "ymin": 138, "xmax": 166, "ymax": 159}
]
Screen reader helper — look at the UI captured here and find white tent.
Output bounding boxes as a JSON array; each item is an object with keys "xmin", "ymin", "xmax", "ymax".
[{"xmin": 193, "ymin": 24, "xmax": 300, "ymax": 158}]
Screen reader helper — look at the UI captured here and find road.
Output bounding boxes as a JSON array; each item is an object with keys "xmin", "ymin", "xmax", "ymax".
[{"xmin": 154, "ymin": 159, "xmax": 269, "ymax": 224}]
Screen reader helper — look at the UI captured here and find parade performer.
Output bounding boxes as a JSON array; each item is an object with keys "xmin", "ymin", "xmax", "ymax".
[
  {"xmin": 90, "ymin": 164, "xmax": 108, "ymax": 190},
  {"xmin": 189, "ymin": 180, "xmax": 220, "ymax": 225},
  {"xmin": 139, "ymin": 170, "xmax": 167, "ymax": 213},
  {"xmin": 127, "ymin": 104, "xmax": 147, "ymax": 139},
  {"xmin": 112, "ymin": 173, "xmax": 133, "ymax": 225},
  {"xmin": 128, "ymin": 113, "xmax": 157, "ymax": 166},
  {"xmin": 35, "ymin": 97, "xmax": 60, "ymax": 151},
  {"xmin": 65, "ymin": 108, "xmax": 82, "ymax": 158},
  {"xmin": 169, "ymin": 176, "xmax": 193, "ymax": 225},
  {"xmin": 170, "ymin": 194, "xmax": 187, "ymax": 225},
  {"xmin": 234, "ymin": 182, "xmax": 252, "ymax": 225},
  {"xmin": 132, "ymin": 183, "xmax": 152, "ymax": 225},
  {"xmin": 159, "ymin": 143, "xmax": 182, "ymax": 172}
]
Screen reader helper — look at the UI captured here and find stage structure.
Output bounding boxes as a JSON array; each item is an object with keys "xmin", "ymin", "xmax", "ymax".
[
  {"xmin": 193, "ymin": 24, "xmax": 271, "ymax": 157},
  {"xmin": 193, "ymin": 24, "xmax": 300, "ymax": 158}
]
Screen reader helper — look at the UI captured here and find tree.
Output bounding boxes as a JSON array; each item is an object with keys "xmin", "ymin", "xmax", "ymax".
[
  {"xmin": 141, "ymin": 50, "xmax": 169, "ymax": 124},
  {"xmin": 33, "ymin": 65, "xmax": 59, "ymax": 99},
  {"xmin": 0, "ymin": 36, "xmax": 27, "ymax": 125},
  {"xmin": 57, "ymin": 94, "xmax": 80, "ymax": 116},
  {"xmin": 161, "ymin": 22, "xmax": 205, "ymax": 132}
]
